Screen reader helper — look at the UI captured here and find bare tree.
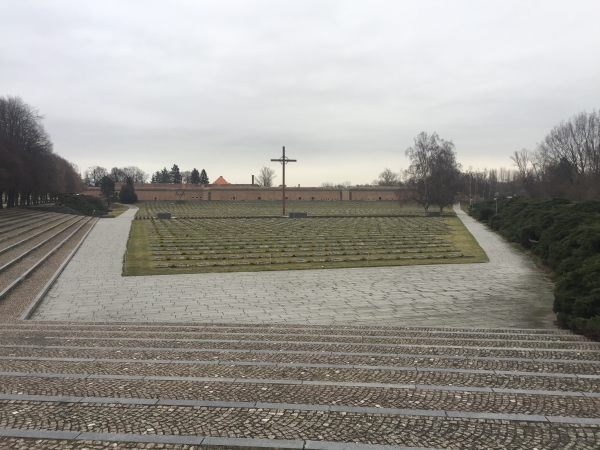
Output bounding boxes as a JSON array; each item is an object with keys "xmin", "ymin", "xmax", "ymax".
[
  {"xmin": 110, "ymin": 167, "xmax": 126, "ymax": 183},
  {"xmin": 533, "ymin": 110, "xmax": 600, "ymax": 197},
  {"xmin": 84, "ymin": 166, "xmax": 108, "ymax": 187},
  {"xmin": 510, "ymin": 149, "xmax": 532, "ymax": 179},
  {"xmin": 375, "ymin": 168, "xmax": 400, "ymax": 186},
  {"xmin": 0, "ymin": 96, "xmax": 82, "ymax": 207},
  {"xmin": 257, "ymin": 166, "xmax": 276, "ymax": 187},
  {"xmin": 180, "ymin": 170, "xmax": 192, "ymax": 184},
  {"xmin": 121, "ymin": 166, "xmax": 147, "ymax": 184},
  {"xmin": 499, "ymin": 167, "xmax": 513, "ymax": 183},
  {"xmin": 405, "ymin": 132, "xmax": 461, "ymax": 213},
  {"xmin": 320, "ymin": 181, "xmax": 353, "ymax": 188}
]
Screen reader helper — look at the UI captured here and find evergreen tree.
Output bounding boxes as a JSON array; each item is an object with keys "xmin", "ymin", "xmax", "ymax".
[
  {"xmin": 160, "ymin": 167, "xmax": 171, "ymax": 183},
  {"xmin": 199, "ymin": 169, "xmax": 209, "ymax": 184},
  {"xmin": 171, "ymin": 164, "xmax": 182, "ymax": 184},
  {"xmin": 119, "ymin": 176, "xmax": 138, "ymax": 204},
  {"xmin": 100, "ymin": 175, "xmax": 116, "ymax": 208},
  {"xmin": 153, "ymin": 171, "xmax": 161, "ymax": 183},
  {"xmin": 150, "ymin": 173, "xmax": 156, "ymax": 184},
  {"xmin": 190, "ymin": 168, "xmax": 200, "ymax": 185}
]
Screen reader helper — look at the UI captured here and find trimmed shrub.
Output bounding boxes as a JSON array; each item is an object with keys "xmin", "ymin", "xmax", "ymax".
[
  {"xmin": 60, "ymin": 194, "xmax": 108, "ymax": 216},
  {"xmin": 469, "ymin": 197, "xmax": 600, "ymax": 340},
  {"xmin": 478, "ymin": 208, "xmax": 495, "ymax": 222},
  {"xmin": 119, "ymin": 177, "xmax": 138, "ymax": 204}
]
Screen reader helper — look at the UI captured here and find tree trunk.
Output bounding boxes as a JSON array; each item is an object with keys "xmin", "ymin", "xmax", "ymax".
[{"xmin": 7, "ymin": 190, "xmax": 15, "ymax": 208}]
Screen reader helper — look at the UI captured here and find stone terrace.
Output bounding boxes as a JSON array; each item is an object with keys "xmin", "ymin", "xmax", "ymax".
[
  {"xmin": 32, "ymin": 206, "xmax": 555, "ymax": 328},
  {"xmin": 1, "ymin": 204, "xmax": 598, "ymax": 449},
  {"xmin": 0, "ymin": 322, "xmax": 599, "ymax": 449}
]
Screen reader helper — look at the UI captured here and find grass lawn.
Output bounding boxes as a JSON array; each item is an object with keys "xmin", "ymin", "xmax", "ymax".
[
  {"xmin": 123, "ymin": 213, "xmax": 487, "ymax": 276},
  {"xmin": 106, "ymin": 203, "xmax": 129, "ymax": 217}
]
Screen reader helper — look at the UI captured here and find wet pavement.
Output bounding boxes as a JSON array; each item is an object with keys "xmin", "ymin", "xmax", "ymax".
[{"xmin": 31, "ymin": 205, "xmax": 556, "ymax": 328}]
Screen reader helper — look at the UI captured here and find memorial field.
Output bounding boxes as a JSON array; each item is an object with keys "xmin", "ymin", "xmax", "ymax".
[
  {"xmin": 124, "ymin": 201, "xmax": 487, "ymax": 275},
  {"xmin": 135, "ymin": 199, "xmax": 424, "ymax": 218}
]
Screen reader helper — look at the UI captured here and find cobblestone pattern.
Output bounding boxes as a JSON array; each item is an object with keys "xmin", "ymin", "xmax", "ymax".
[
  {"xmin": 0, "ymin": 354, "xmax": 594, "ymax": 376},
  {"xmin": 6, "ymin": 336, "xmax": 599, "ymax": 356},
  {"xmin": 0, "ymin": 219, "xmax": 97, "ymax": 323},
  {"xmin": 8, "ymin": 322, "xmax": 577, "ymax": 334},
  {"xmin": 1, "ymin": 326, "xmax": 589, "ymax": 341},
  {"xmin": 1, "ymin": 376, "xmax": 599, "ymax": 418},
  {"xmin": 0, "ymin": 330, "xmax": 600, "ymax": 344},
  {"xmin": 1, "ymin": 322, "xmax": 599, "ymax": 448},
  {"xmin": 1, "ymin": 402, "xmax": 600, "ymax": 449},
  {"xmin": 43, "ymin": 328, "xmax": 600, "ymax": 341},
  {"xmin": 2, "ymin": 367, "xmax": 599, "ymax": 393},
  {"xmin": 32, "ymin": 206, "xmax": 556, "ymax": 328},
  {"xmin": 3, "ymin": 343, "xmax": 599, "ymax": 364},
  {"xmin": 0, "ymin": 440, "xmax": 265, "ymax": 450}
]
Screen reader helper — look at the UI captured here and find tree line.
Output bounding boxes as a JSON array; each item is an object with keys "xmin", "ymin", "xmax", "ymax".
[
  {"xmin": 84, "ymin": 164, "xmax": 212, "ymax": 186},
  {"xmin": 460, "ymin": 110, "xmax": 600, "ymax": 203},
  {"xmin": 0, "ymin": 96, "xmax": 82, "ymax": 208},
  {"xmin": 150, "ymin": 165, "xmax": 209, "ymax": 185},
  {"xmin": 98, "ymin": 175, "xmax": 138, "ymax": 206},
  {"xmin": 509, "ymin": 110, "xmax": 600, "ymax": 200},
  {"xmin": 320, "ymin": 109, "xmax": 600, "ymax": 210},
  {"xmin": 84, "ymin": 165, "xmax": 147, "ymax": 187}
]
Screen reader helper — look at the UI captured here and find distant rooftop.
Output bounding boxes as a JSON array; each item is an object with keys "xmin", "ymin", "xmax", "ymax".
[{"xmin": 212, "ymin": 176, "xmax": 231, "ymax": 185}]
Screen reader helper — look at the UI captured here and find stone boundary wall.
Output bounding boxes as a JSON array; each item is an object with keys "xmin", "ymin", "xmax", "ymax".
[{"xmin": 83, "ymin": 186, "xmax": 409, "ymax": 202}]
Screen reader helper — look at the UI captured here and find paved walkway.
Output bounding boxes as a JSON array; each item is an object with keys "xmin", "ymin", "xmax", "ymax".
[{"xmin": 31, "ymin": 205, "xmax": 556, "ymax": 328}]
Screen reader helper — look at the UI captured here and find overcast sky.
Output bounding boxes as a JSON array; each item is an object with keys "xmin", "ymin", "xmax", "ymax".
[{"xmin": 1, "ymin": 1, "xmax": 599, "ymax": 186}]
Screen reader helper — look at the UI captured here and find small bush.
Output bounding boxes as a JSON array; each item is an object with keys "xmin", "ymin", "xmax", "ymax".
[{"xmin": 478, "ymin": 208, "xmax": 495, "ymax": 222}]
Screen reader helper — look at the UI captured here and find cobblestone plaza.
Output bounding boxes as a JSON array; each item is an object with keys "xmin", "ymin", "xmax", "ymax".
[
  {"xmin": 33, "ymin": 205, "xmax": 556, "ymax": 328},
  {"xmin": 2, "ymin": 204, "xmax": 599, "ymax": 449}
]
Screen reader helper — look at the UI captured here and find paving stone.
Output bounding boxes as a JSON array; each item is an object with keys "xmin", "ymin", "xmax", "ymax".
[
  {"xmin": 3, "ymin": 204, "xmax": 598, "ymax": 448},
  {"xmin": 29, "ymin": 206, "xmax": 556, "ymax": 328}
]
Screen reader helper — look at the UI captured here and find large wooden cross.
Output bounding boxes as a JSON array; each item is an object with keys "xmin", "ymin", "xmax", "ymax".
[{"xmin": 271, "ymin": 146, "xmax": 297, "ymax": 216}]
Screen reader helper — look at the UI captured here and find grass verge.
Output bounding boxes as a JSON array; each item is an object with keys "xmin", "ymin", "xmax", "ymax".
[{"xmin": 107, "ymin": 203, "xmax": 129, "ymax": 217}]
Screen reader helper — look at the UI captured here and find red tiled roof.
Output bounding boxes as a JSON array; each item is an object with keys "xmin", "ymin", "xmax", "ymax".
[{"xmin": 212, "ymin": 176, "xmax": 231, "ymax": 185}]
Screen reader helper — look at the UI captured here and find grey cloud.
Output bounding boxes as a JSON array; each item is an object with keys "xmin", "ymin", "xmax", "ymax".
[{"xmin": 1, "ymin": 0, "xmax": 599, "ymax": 186}]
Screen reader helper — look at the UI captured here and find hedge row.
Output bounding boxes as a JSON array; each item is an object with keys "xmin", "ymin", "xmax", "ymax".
[
  {"xmin": 60, "ymin": 194, "xmax": 108, "ymax": 216},
  {"xmin": 469, "ymin": 197, "xmax": 600, "ymax": 340}
]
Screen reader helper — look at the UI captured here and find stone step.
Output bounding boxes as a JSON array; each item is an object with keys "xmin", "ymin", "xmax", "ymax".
[
  {"xmin": 2, "ymin": 331, "xmax": 596, "ymax": 349},
  {"xmin": 0, "ymin": 327, "xmax": 590, "ymax": 342},
  {"xmin": 3, "ymin": 342, "xmax": 600, "ymax": 363},
  {"xmin": 3, "ymin": 344, "xmax": 598, "ymax": 365},
  {"xmin": 0, "ymin": 321, "xmax": 597, "ymax": 448},
  {"xmin": 1, "ymin": 374, "xmax": 599, "ymax": 418},
  {"xmin": 1, "ymin": 321, "xmax": 579, "ymax": 335},
  {"xmin": 3, "ymin": 342, "xmax": 600, "ymax": 366},
  {"xmin": 1, "ymin": 399, "xmax": 599, "ymax": 449},
  {"xmin": 2, "ymin": 369, "xmax": 599, "ymax": 397},
  {"xmin": 4, "ymin": 434, "xmax": 434, "ymax": 450},
  {"xmin": 2, "ymin": 354, "xmax": 600, "ymax": 380}
]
